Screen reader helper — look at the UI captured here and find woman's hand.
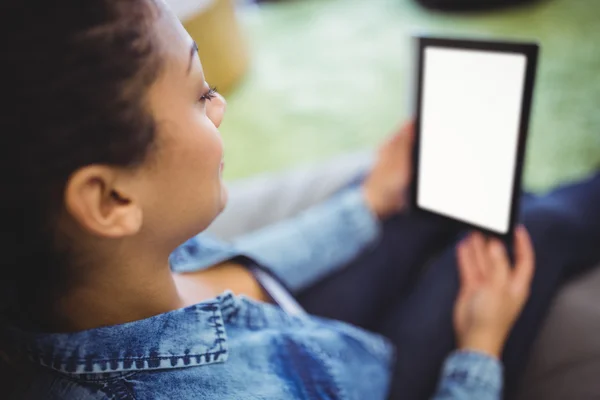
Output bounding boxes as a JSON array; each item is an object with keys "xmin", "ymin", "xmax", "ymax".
[
  {"xmin": 362, "ymin": 122, "xmax": 414, "ymax": 219},
  {"xmin": 454, "ymin": 226, "xmax": 535, "ymax": 358}
]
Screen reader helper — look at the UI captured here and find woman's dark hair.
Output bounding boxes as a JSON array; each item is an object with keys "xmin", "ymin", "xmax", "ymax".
[{"xmin": 0, "ymin": 0, "xmax": 163, "ymax": 327}]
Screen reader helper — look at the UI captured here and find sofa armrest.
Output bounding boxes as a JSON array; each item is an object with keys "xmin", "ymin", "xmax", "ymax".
[
  {"xmin": 516, "ymin": 266, "xmax": 600, "ymax": 399},
  {"xmin": 207, "ymin": 151, "xmax": 373, "ymax": 240}
]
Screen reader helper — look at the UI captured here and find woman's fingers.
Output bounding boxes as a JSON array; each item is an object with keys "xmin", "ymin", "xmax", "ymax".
[
  {"xmin": 399, "ymin": 120, "xmax": 415, "ymax": 138},
  {"xmin": 471, "ymin": 232, "xmax": 491, "ymax": 280},
  {"xmin": 391, "ymin": 121, "xmax": 414, "ymax": 157},
  {"xmin": 459, "ymin": 228, "xmax": 534, "ymax": 294},
  {"xmin": 458, "ymin": 238, "xmax": 479, "ymax": 291},
  {"xmin": 385, "ymin": 121, "xmax": 413, "ymax": 148},
  {"xmin": 511, "ymin": 226, "xmax": 536, "ymax": 294},
  {"xmin": 488, "ymin": 239, "xmax": 510, "ymax": 283}
]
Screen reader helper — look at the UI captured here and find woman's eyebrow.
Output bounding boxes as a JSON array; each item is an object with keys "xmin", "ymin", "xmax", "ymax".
[{"xmin": 187, "ymin": 41, "xmax": 198, "ymax": 74}]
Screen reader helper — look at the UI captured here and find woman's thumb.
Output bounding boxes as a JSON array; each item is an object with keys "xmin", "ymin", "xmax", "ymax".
[{"xmin": 510, "ymin": 226, "xmax": 535, "ymax": 295}]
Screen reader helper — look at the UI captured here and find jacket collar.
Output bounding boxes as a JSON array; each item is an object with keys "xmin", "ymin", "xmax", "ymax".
[{"xmin": 3, "ymin": 292, "xmax": 239, "ymax": 375}]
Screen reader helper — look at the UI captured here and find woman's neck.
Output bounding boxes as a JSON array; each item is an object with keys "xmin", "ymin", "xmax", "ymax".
[{"xmin": 46, "ymin": 260, "xmax": 184, "ymax": 332}]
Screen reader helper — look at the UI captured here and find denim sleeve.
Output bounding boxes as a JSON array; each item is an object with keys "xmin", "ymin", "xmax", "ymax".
[
  {"xmin": 233, "ymin": 187, "xmax": 382, "ymax": 292},
  {"xmin": 170, "ymin": 187, "xmax": 382, "ymax": 292},
  {"xmin": 432, "ymin": 351, "xmax": 503, "ymax": 400}
]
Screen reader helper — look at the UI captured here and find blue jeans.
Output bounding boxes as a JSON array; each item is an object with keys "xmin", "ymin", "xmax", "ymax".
[{"xmin": 296, "ymin": 172, "xmax": 600, "ymax": 400}]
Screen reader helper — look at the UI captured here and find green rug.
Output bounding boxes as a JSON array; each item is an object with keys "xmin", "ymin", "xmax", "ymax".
[{"xmin": 220, "ymin": 0, "xmax": 600, "ymax": 192}]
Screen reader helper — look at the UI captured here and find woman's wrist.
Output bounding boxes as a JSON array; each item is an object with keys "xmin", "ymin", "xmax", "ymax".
[
  {"xmin": 361, "ymin": 185, "xmax": 386, "ymax": 220},
  {"xmin": 361, "ymin": 184, "xmax": 405, "ymax": 220},
  {"xmin": 459, "ymin": 332, "xmax": 504, "ymax": 360}
]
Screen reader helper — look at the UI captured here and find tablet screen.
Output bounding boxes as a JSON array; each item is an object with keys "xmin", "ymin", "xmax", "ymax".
[{"xmin": 417, "ymin": 46, "xmax": 528, "ymax": 234}]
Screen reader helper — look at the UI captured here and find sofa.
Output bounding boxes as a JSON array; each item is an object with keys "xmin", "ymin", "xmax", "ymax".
[
  {"xmin": 171, "ymin": 0, "xmax": 249, "ymax": 94},
  {"xmin": 207, "ymin": 152, "xmax": 600, "ymax": 399}
]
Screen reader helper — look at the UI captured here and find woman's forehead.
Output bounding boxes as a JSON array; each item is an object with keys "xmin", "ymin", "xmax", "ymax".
[{"xmin": 154, "ymin": 2, "xmax": 199, "ymax": 72}]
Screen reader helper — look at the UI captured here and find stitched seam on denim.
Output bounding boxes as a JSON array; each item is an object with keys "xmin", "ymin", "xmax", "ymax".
[
  {"xmin": 220, "ymin": 303, "xmax": 236, "ymax": 312},
  {"xmin": 223, "ymin": 307, "xmax": 240, "ymax": 324},
  {"xmin": 32, "ymin": 351, "xmax": 229, "ymax": 364},
  {"xmin": 19, "ymin": 302, "xmax": 225, "ymax": 367},
  {"xmin": 218, "ymin": 292, "xmax": 236, "ymax": 307},
  {"xmin": 219, "ymin": 303, "xmax": 238, "ymax": 321},
  {"xmin": 218, "ymin": 293, "xmax": 240, "ymax": 323},
  {"xmin": 222, "ymin": 299, "xmax": 247, "ymax": 325},
  {"xmin": 206, "ymin": 305, "xmax": 227, "ymax": 359},
  {"xmin": 219, "ymin": 298, "xmax": 254, "ymax": 328}
]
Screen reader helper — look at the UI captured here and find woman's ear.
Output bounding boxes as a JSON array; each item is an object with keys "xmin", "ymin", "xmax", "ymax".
[{"xmin": 64, "ymin": 166, "xmax": 143, "ymax": 238}]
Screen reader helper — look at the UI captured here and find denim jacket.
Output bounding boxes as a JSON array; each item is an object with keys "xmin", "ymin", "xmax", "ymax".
[{"xmin": 6, "ymin": 188, "xmax": 502, "ymax": 399}]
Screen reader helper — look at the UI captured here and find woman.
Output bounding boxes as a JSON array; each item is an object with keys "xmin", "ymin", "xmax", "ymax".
[{"xmin": 2, "ymin": 1, "xmax": 600, "ymax": 399}]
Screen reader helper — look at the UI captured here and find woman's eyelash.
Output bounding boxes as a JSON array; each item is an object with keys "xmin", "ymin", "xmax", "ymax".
[{"xmin": 200, "ymin": 87, "xmax": 218, "ymax": 101}]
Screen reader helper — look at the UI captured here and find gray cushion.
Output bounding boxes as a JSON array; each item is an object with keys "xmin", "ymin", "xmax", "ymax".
[{"xmin": 516, "ymin": 267, "xmax": 600, "ymax": 399}]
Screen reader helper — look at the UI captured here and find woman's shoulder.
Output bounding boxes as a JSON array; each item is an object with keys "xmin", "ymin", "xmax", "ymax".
[{"xmin": 11, "ymin": 294, "xmax": 393, "ymax": 399}]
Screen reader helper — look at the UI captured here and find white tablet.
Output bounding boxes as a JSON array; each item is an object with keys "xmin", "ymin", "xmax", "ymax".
[{"xmin": 411, "ymin": 36, "xmax": 539, "ymax": 239}]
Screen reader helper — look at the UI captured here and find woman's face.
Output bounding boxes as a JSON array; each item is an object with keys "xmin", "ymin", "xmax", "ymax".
[
  {"xmin": 62, "ymin": 4, "xmax": 228, "ymax": 252},
  {"xmin": 140, "ymin": 7, "xmax": 228, "ymax": 244}
]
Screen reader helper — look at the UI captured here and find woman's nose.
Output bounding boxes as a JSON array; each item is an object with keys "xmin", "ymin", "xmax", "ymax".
[{"xmin": 207, "ymin": 93, "xmax": 227, "ymax": 128}]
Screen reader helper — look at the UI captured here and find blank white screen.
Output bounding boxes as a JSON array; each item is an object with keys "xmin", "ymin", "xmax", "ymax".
[{"xmin": 417, "ymin": 47, "xmax": 527, "ymax": 234}]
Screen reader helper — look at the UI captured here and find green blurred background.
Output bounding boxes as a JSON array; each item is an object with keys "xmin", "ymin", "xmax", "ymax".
[{"xmin": 219, "ymin": 0, "xmax": 599, "ymax": 192}]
